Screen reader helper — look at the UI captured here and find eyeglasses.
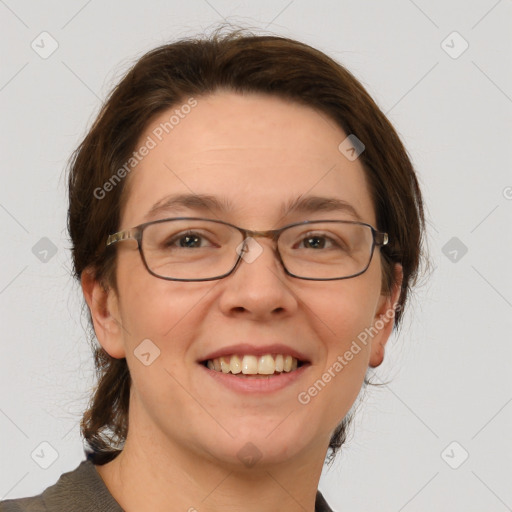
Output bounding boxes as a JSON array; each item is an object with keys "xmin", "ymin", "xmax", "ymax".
[{"xmin": 106, "ymin": 217, "xmax": 389, "ymax": 281}]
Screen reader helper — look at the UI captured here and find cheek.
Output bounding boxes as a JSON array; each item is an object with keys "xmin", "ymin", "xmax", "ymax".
[
  {"xmin": 312, "ymin": 279, "xmax": 379, "ymax": 347},
  {"xmin": 116, "ymin": 255, "xmax": 198, "ymax": 340},
  {"xmin": 301, "ymin": 279, "xmax": 379, "ymax": 408},
  {"xmin": 320, "ymin": 293, "xmax": 373, "ymax": 391},
  {"xmin": 115, "ymin": 273, "xmax": 203, "ymax": 422}
]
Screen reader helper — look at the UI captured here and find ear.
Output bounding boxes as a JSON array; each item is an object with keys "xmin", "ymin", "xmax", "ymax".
[
  {"xmin": 81, "ymin": 268, "xmax": 126, "ymax": 359},
  {"xmin": 369, "ymin": 263, "xmax": 403, "ymax": 368}
]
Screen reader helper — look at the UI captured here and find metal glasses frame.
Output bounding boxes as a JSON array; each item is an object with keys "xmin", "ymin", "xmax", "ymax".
[{"xmin": 106, "ymin": 217, "xmax": 389, "ymax": 282}]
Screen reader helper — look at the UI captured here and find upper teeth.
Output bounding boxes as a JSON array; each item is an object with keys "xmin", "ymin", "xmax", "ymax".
[{"xmin": 206, "ymin": 354, "xmax": 299, "ymax": 375}]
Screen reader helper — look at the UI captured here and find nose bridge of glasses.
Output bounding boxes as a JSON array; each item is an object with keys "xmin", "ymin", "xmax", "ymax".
[
  {"xmin": 244, "ymin": 228, "xmax": 280, "ymax": 241},
  {"xmin": 234, "ymin": 228, "xmax": 283, "ymax": 268},
  {"xmin": 239, "ymin": 228, "xmax": 282, "ymax": 257}
]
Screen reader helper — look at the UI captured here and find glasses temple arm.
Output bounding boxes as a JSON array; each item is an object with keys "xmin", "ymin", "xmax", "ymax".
[
  {"xmin": 106, "ymin": 229, "xmax": 138, "ymax": 246},
  {"xmin": 374, "ymin": 231, "xmax": 389, "ymax": 246}
]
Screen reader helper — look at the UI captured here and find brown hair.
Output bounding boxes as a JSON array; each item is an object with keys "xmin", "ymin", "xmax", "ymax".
[{"xmin": 67, "ymin": 27, "xmax": 426, "ymax": 466}]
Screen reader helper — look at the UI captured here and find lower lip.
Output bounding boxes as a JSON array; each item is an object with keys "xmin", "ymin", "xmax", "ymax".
[{"xmin": 198, "ymin": 363, "xmax": 311, "ymax": 394}]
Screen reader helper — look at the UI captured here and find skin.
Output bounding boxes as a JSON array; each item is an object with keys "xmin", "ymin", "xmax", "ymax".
[{"xmin": 82, "ymin": 91, "xmax": 403, "ymax": 512}]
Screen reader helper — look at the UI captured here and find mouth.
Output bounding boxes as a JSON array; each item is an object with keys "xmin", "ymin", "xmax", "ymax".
[{"xmin": 200, "ymin": 353, "xmax": 308, "ymax": 378}]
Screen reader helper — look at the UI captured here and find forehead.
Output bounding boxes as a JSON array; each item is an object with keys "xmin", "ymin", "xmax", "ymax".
[{"xmin": 120, "ymin": 91, "xmax": 376, "ymax": 228}]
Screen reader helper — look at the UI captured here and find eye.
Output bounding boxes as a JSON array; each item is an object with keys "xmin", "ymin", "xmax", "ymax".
[
  {"xmin": 164, "ymin": 231, "xmax": 214, "ymax": 249},
  {"xmin": 296, "ymin": 232, "xmax": 346, "ymax": 251},
  {"xmin": 301, "ymin": 235, "xmax": 330, "ymax": 249}
]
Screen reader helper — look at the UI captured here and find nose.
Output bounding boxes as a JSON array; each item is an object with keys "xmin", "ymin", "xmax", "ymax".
[{"xmin": 218, "ymin": 236, "xmax": 299, "ymax": 319}]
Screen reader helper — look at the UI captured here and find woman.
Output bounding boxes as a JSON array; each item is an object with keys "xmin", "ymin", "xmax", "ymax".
[{"xmin": 1, "ymin": 28, "xmax": 425, "ymax": 512}]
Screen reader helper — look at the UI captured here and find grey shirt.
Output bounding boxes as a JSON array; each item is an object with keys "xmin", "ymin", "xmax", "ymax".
[{"xmin": 0, "ymin": 460, "xmax": 335, "ymax": 511}]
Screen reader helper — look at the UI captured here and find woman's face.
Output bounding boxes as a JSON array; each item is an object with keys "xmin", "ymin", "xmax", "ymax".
[{"xmin": 95, "ymin": 91, "xmax": 400, "ymax": 468}]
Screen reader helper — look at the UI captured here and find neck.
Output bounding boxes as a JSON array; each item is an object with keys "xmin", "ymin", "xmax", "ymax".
[{"xmin": 95, "ymin": 401, "xmax": 328, "ymax": 512}]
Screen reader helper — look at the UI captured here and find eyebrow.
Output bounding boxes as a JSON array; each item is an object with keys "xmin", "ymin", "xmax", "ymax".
[
  {"xmin": 284, "ymin": 195, "xmax": 363, "ymax": 222},
  {"xmin": 143, "ymin": 193, "xmax": 363, "ymax": 223}
]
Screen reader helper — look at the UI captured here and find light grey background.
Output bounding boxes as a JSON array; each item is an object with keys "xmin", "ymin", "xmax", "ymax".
[{"xmin": 1, "ymin": 1, "xmax": 511, "ymax": 510}]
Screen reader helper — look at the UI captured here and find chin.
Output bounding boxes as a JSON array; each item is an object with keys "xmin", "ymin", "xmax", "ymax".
[{"xmin": 206, "ymin": 425, "xmax": 314, "ymax": 469}]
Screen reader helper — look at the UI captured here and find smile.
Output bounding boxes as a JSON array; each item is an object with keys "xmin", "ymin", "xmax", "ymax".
[
  {"xmin": 199, "ymin": 353, "xmax": 310, "ymax": 393},
  {"xmin": 202, "ymin": 353, "xmax": 305, "ymax": 376}
]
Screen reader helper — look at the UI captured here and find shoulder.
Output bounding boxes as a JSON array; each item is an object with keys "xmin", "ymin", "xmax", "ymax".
[
  {"xmin": 316, "ymin": 489, "xmax": 337, "ymax": 512},
  {"xmin": 0, "ymin": 460, "xmax": 123, "ymax": 512},
  {"xmin": 0, "ymin": 496, "xmax": 45, "ymax": 512}
]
